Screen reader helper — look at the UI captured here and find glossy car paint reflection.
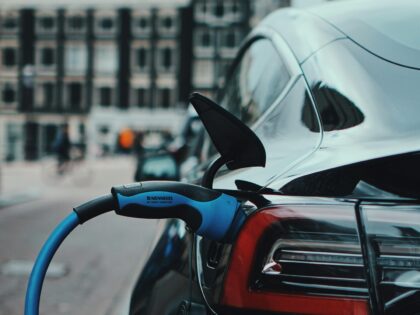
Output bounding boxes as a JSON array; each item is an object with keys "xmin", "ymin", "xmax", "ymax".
[
  {"xmin": 129, "ymin": 219, "xmax": 204, "ymax": 315},
  {"xmin": 267, "ymin": 39, "xmax": 420, "ymax": 191},
  {"xmin": 214, "ymin": 77, "xmax": 322, "ymax": 190}
]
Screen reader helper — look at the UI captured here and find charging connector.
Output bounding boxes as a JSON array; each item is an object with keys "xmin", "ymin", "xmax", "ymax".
[{"xmin": 111, "ymin": 181, "xmax": 241, "ymax": 241}]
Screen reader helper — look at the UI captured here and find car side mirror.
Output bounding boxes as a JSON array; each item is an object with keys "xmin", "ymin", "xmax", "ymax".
[{"xmin": 135, "ymin": 152, "xmax": 180, "ymax": 182}]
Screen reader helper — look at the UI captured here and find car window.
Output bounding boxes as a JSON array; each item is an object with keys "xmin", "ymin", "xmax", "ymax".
[
  {"xmin": 220, "ymin": 38, "xmax": 290, "ymax": 126},
  {"xmin": 254, "ymin": 78, "xmax": 320, "ymax": 155},
  {"xmin": 213, "ymin": 78, "xmax": 321, "ymax": 190}
]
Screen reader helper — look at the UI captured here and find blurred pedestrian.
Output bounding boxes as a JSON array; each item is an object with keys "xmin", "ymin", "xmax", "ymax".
[
  {"xmin": 134, "ymin": 131, "xmax": 145, "ymax": 181},
  {"xmin": 118, "ymin": 128, "xmax": 135, "ymax": 154},
  {"xmin": 53, "ymin": 124, "xmax": 71, "ymax": 174}
]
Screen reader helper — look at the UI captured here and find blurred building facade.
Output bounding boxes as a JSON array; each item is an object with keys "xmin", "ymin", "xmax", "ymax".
[
  {"xmin": 0, "ymin": 0, "xmax": 330, "ymax": 161},
  {"xmin": 0, "ymin": 1, "xmax": 192, "ymax": 160}
]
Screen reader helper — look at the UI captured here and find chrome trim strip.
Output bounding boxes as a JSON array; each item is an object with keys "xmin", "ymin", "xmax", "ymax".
[
  {"xmin": 380, "ymin": 254, "xmax": 420, "ymax": 260},
  {"xmin": 261, "ymin": 273, "xmax": 365, "ymax": 282},
  {"xmin": 281, "ymin": 281, "xmax": 368, "ymax": 293},
  {"xmin": 275, "ymin": 259, "xmax": 364, "ymax": 267},
  {"xmin": 281, "ymin": 249, "xmax": 363, "ymax": 257}
]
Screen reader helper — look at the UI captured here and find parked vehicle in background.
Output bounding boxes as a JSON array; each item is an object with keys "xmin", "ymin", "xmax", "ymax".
[
  {"xmin": 134, "ymin": 108, "xmax": 204, "ymax": 182},
  {"xmin": 129, "ymin": 1, "xmax": 420, "ymax": 314}
]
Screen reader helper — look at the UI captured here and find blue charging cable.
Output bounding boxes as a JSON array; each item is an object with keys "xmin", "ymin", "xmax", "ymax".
[
  {"xmin": 24, "ymin": 181, "xmax": 244, "ymax": 315},
  {"xmin": 25, "ymin": 212, "xmax": 80, "ymax": 315}
]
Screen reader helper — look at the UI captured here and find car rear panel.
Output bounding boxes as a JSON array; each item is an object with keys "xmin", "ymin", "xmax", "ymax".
[
  {"xmin": 211, "ymin": 196, "xmax": 420, "ymax": 315},
  {"xmin": 359, "ymin": 202, "xmax": 420, "ymax": 314}
]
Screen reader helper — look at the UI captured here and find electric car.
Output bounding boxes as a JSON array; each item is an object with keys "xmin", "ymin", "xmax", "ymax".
[{"xmin": 129, "ymin": 1, "xmax": 420, "ymax": 314}]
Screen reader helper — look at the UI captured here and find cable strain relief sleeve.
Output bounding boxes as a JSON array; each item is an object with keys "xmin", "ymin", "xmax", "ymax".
[
  {"xmin": 221, "ymin": 206, "xmax": 246, "ymax": 243},
  {"xmin": 73, "ymin": 194, "xmax": 117, "ymax": 224}
]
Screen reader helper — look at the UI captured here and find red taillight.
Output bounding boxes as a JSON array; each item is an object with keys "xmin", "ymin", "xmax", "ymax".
[{"xmin": 221, "ymin": 205, "xmax": 370, "ymax": 315}]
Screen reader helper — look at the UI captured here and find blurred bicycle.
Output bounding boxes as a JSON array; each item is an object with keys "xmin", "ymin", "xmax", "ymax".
[{"xmin": 42, "ymin": 145, "xmax": 94, "ymax": 186}]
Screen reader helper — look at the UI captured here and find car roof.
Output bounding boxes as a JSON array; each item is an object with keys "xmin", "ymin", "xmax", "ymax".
[
  {"xmin": 308, "ymin": 0, "xmax": 420, "ymax": 69},
  {"xmin": 259, "ymin": 7, "xmax": 345, "ymax": 64},
  {"xmin": 261, "ymin": 0, "xmax": 420, "ymax": 69}
]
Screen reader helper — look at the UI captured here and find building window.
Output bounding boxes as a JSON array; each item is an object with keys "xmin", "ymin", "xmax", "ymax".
[
  {"xmin": 226, "ymin": 32, "xmax": 236, "ymax": 48},
  {"xmin": 65, "ymin": 44, "xmax": 87, "ymax": 74},
  {"xmin": 158, "ymin": 88, "xmax": 172, "ymax": 108},
  {"xmin": 194, "ymin": 2, "xmax": 208, "ymax": 19},
  {"xmin": 196, "ymin": 29, "xmax": 214, "ymax": 48},
  {"xmin": 2, "ymin": 48, "xmax": 17, "ymax": 67},
  {"xmin": 201, "ymin": 31, "xmax": 211, "ymax": 47},
  {"xmin": 98, "ymin": 87, "xmax": 113, "ymax": 107},
  {"xmin": 201, "ymin": 2, "xmax": 207, "ymax": 14},
  {"xmin": 66, "ymin": 82, "xmax": 83, "ymax": 110},
  {"xmin": 159, "ymin": 47, "xmax": 174, "ymax": 71},
  {"xmin": 138, "ymin": 17, "xmax": 148, "ymax": 29},
  {"xmin": 2, "ymin": 83, "xmax": 17, "ymax": 105},
  {"xmin": 94, "ymin": 44, "xmax": 117, "ymax": 74},
  {"xmin": 40, "ymin": 47, "xmax": 55, "ymax": 66},
  {"xmin": 95, "ymin": 15, "xmax": 116, "ymax": 35},
  {"xmin": 158, "ymin": 15, "xmax": 176, "ymax": 34},
  {"xmin": 221, "ymin": 30, "xmax": 241, "ymax": 49},
  {"xmin": 196, "ymin": 2, "xmax": 242, "ymax": 21},
  {"xmin": 101, "ymin": 18, "xmax": 114, "ymax": 30},
  {"xmin": 232, "ymin": 1, "xmax": 239, "ymax": 14},
  {"xmin": 132, "ymin": 15, "xmax": 151, "ymax": 36},
  {"xmin": 67, "ymin": 15, "xmax": 86, "ymax": 32},
  {"xmin": 134, "ymin": 47, "xmax": 148, "ymax": 70},
  {"xmin": 162, "ymin": 88, "xmax": 170, "ymax": 108},
  {"xmin": 163, "ymin": 48, "xmax": 172, "ymax": 69},
  {"xmin": 37, "ymin": 15, "xmax": 56, "ymax": 33},
  {"xmin": 163, "ymin": 17, "xmax": 173, "ymax": 29},
  {"xmin": 42, "ymin": 83, "xmax": 55, "ymax": 107},
  {"xmin": 134, "ymin": 88, "xmax": 148, "ymax": 108},
  {"xmin": 36, "ymin": 82, "xmax": 55, "ymax": 108},
  {"xmin": 2, "ymin": 15, "xmax": 18, "ymax": 33},
  {"xmin": 227, "ymin": 1, "xmax": 242, "ymax": 19},
  {"xmin": 214, "ymin": 3, "xmax": 224, "ymax": 17}
]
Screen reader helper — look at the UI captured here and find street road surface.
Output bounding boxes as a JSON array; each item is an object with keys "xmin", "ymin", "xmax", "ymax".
[{"xmin": 0, "ymin": 157, "xmax": 159, "ymax": 315}]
